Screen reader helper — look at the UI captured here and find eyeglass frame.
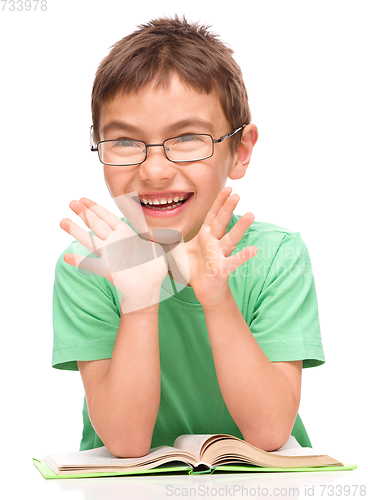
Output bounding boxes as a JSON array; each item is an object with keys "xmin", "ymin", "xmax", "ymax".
[{"xmin": 90, "ymin": 124, "xmax": 246, "ymax": 166}]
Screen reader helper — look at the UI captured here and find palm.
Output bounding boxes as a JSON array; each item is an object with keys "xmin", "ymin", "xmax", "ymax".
[
  {"xmin": 61, "ymin": 198, "xmax": 168, "ymax": 313},
  {"xmin": 171, "ymin": 187, "xmax": 258, "ymax": 307}
]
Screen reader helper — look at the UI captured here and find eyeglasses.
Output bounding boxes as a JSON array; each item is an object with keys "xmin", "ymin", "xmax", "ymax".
[{"xmin": 90, "ymin": 124, "xmax": 246, "ymax": 166}]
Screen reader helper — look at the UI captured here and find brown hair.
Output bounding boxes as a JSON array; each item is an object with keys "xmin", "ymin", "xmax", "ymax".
[{"xmin": 91, "ymin": 16, "xmax": 251, "ymax": 150}]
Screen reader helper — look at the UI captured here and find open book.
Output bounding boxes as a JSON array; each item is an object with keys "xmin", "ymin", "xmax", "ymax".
[{"xmin": 34, "ymin": 434, "xmax": 356, "ymax": 479}]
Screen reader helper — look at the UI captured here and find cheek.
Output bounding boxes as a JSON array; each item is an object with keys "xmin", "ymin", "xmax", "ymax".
[
  {"xmin": 103, "ymin": 168, "xmax": 130, "ymax": 196},
  {"xmin": 208, "ymin": 151, "xmax": 234, "ymax": 183},
  {"xmin": 202, "ymin": 165, "xmax": 231, "ymax": 195},
  {"xmin": 104, "ymin": 170, "xmax": 117, "ymax": 197}
]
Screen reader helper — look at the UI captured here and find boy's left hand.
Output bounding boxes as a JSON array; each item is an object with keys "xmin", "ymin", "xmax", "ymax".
[{"xmin": 172, "ymin": 187, "xmax": 257, "ymax": 309}]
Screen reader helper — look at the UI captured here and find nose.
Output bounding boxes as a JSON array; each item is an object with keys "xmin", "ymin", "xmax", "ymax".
[{"xmin": 138, "ymin": 146, "xmax": 177, "ymax": 183}]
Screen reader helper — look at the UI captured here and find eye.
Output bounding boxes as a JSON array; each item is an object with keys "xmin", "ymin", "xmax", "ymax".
[
  {"xmin": 176, "ymin": 134, "xmax": 199, "ymax": 143},
  {"xmin": 113, "ymin": 139, "xmax": 136, "ymax": 147}
]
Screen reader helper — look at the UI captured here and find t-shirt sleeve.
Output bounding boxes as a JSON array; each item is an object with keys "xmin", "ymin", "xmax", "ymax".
[
  {"xmin": 52, "ymin": 242, "xmax": 121, "ymax": 370},
  {"xmin": 249, "ymin": 232, "xmax": 325, "ymax": 368}
]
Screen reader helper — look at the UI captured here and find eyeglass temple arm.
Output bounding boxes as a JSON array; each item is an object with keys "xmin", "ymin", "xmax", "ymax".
[
  {"xmin": 212, "ymin": 124, "xmax": 246, "ymax": 144},
  {"xmin": 90, "ymin": 125, "xmax": 98, "ymax": 151}
]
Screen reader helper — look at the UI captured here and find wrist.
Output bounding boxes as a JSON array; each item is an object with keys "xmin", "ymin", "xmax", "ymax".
[
  {"xmin": 200, "ymin": 283, "xmax": 234, "ymax": 313},
  {"xmin": 120, "ymin": 301, "xmax": 160, "ymax": 315},
  {"xmin": 119, "ymin": 286, "xmax": 163, "ymax": 315}
]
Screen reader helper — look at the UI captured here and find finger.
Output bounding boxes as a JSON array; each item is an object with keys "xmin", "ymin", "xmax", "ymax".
[
  {"xmin": 60, "ymin": 218, "xmax": 102, "ymax": 256},
  {"xmin": 64, "ymin": 252, "xmax": 105, "ymax": 276},
  {"xmin": 79, "ymin": 198, "xmax": 124, "ymax": 231},
  {"xmin": 221, "ymin": 212, "xmax": 255, "ymax": 257},
  {"xmin": 202, "ymin": 187, "xmax": 233, "ymax": 230},
  {"xmin": 209, "ymin": 193, "xmax": 240, "ymax": 240},
  {"xmin": 69, "ymin": 200, "xmax": 112, "ymax": 241},
  {"xmin": 224, "ymin": 245, "xmax": 258, "ymax": 275}
]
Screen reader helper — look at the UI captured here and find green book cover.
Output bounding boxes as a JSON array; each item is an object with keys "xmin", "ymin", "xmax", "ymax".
[{"xmin": 33, "ymin": 458, "xmax": 357, "ymax": 480}]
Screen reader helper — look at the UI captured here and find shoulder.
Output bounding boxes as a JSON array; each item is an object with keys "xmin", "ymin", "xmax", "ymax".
[
  {"xmin": 53, "ymin": 241, "xmax": 121, "ymax": 371},
  {"xmin": 229, "ymin": 214, "xmax": 298, "ymax": 235},
  {"xmin": 53, "ymin": 240, "xmax": 118, "ymax": 303},
  {"xmin": 227, "ymin": 215, "xmax": 315, "ymax": 296},
  {"xmin": 228, "ymin": 215, "xmax": 308, "ymax": 257}
]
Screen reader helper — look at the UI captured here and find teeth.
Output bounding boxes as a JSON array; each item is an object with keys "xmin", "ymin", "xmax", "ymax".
[{"xmin": 139, "ymin": 194, "xmax": 188, "ymax": 205}]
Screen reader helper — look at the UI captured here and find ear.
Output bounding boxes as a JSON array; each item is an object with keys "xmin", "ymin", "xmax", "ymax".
[{"xmin": 228, "ymin": 124, "xmax": 258, "ymax": 180}]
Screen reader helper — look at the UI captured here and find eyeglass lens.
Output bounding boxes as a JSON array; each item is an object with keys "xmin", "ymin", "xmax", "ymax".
[{"xmin": 98, "ymin": 134, "xmax": 214, "ymax": 166}]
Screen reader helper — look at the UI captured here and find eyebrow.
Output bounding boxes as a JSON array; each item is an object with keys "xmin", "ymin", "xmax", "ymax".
[
  {"xmin": 100, "ymin": 118, "xmax": 216, "ymax": 138},
  {"xmin": 100, "ymin": 121, "xmax": 140, "ymax": 137},
  {"xmin": 164, "ymin": 119, "xmax": 215, "ymax": 136}
]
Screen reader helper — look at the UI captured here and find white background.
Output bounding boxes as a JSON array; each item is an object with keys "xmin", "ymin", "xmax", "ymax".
[{"xmin": 1, "ymin": 0, "xmax": 367, "ymax": 498}]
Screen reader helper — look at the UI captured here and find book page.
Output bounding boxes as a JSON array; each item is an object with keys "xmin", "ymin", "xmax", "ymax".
[
  {"xmin": 270, "ymin": 436, "xmax": 323, "ymax": 457},
  {"xmin": 276, "ymin": 436, "xmax": 302, "ymax": 451},
  {"xmin": 173, "ymin": 435, "xmax": 216, "ymax": 461},
  {"xmin": 46, "ymin": 445, "xmax": 177, "ymax": 468},
  {"xmin": 270, "ymin": 447, "xmax": 319, "ymax": 457}
]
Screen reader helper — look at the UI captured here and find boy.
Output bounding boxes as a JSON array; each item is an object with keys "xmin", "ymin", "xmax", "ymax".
[{"xmin": 54, "ymin": 16, "xmax": 325, "ymax": 457}]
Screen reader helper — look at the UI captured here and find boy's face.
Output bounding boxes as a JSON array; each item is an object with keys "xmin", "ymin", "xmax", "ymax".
[{"xmin": 99, "ymin": 74, "xmax": 252, "ymax": 241}]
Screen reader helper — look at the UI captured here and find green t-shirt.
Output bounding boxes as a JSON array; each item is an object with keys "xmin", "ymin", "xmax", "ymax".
[{"xmin": 52, "ymin": 215, "xmax": 325, "ymax": 450}]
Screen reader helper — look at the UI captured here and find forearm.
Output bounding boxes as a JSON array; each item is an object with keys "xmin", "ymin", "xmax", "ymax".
[
  {"xmin": 91, "ymin": 304, "xmax": 161, "ymax": 457},
  {"xmin": 203, "ymin": 287, "xmax": 299, "ymax": 451}
]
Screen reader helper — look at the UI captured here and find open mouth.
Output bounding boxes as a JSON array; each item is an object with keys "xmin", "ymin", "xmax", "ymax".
[{"xmin": 138, "ymin": 193, "xmax": 193, "ymax": 211}]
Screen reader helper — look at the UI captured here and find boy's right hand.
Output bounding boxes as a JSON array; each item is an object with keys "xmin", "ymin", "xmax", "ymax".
[{"xmin": 60, "ymin": 198, "xmax": 168, "ymax": 314}]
